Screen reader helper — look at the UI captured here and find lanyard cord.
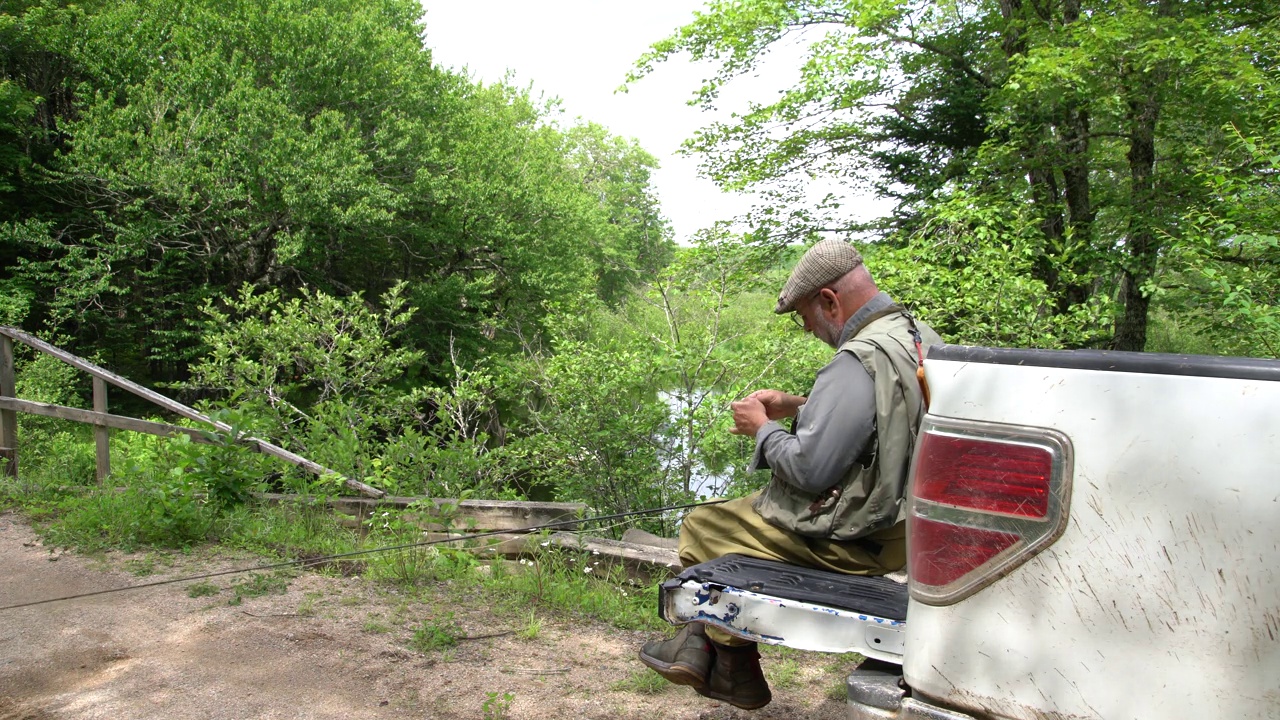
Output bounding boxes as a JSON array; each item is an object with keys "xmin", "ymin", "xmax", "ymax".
[{"xmin": 901, "ymin": 311, "xmax": 931, "ymax": 411}]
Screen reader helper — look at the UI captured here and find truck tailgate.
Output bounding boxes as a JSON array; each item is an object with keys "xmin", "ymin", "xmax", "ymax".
[{"xmin": 906, "ymin": 347, "xmax": 1280, "ymax": 720}]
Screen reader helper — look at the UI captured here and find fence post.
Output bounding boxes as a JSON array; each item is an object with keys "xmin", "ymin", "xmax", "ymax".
[
  {"xmin": 0, "ymin": 334, "xmax": 16, "ymax": 478},
  {"xmin": 93, "ymin": 376, "xmax": 110, "ymax": 483}
]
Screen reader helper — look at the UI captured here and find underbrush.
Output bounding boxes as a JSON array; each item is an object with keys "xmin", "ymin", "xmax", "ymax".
[
  {"xmin": 478, "ymin": 536, "xmax": 663, "ymax": 632},
  {"xmin": 4, "ymin": 426, "xmax": 663, "ymax": 632}
]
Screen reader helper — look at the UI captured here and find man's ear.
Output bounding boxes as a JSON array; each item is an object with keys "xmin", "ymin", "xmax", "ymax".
[{"xmin": 817, "ymin": 287, "xmax": 840, "ymax": 316}]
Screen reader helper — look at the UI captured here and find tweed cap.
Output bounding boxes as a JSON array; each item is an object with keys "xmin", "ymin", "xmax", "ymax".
[{"xmin": 774, "ymin": 240, "xmax": 864, "ymax": 314}]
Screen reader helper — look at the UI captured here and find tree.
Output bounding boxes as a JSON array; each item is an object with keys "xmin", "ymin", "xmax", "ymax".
[
  {"xmin": 633, "ymin": 0, "xmax": 1280, "ymax": 351},
  {"xmin": 3, "ymin": 0, "xmax": 675, "ymax": 387}
]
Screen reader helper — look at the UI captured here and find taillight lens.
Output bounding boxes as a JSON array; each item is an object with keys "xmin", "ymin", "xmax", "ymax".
[
  {"xmin": 914, "ymin": 434, "xmax": 1053, "ymax": 518},
  {"xmin": 910, "ymin": 516, "xmax": 1019, "ymax": 587},
  {"xmin": 908, "ymin": 419, "xmax": 1073, "ymax": 605}
]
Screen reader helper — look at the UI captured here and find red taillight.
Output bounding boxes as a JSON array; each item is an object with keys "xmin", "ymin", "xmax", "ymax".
[
  {"xmin": 914, "ymin": 433, "xmax": 1053, "ymax": 518},
  {"xmin": 908, "ymin": 419, "xmax": 1072, "ymax": 605},
  {"xmin": 910, "ymin": 516, "xmax": 1019, "ymax": 587}
]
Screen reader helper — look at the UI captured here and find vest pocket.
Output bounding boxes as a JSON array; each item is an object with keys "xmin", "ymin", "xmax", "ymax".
[{"xmin": 753, "ymin": 476, "xmax": 838, "ymax": 538}]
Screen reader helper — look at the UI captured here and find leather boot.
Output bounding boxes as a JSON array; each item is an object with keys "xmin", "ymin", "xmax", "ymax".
[
  {"xmin": 638, "ymin": 623, "xmax": 712, "ymax": 687},
  {"xmin": 697, "ymin": 641, "xmax": 772, "ymax": 710}
]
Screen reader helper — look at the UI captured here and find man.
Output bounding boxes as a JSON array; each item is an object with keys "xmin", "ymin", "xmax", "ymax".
[{"xmin": 638, "ymin": 239, "xmax": 941, "ymax": 709}]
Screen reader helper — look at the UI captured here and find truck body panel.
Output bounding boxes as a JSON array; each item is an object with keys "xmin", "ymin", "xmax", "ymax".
[{"xmin": 906, "ymin": 352, "xmax": 1280, "ymax": 720}]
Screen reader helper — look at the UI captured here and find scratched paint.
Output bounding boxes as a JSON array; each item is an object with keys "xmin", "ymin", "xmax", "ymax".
[{"xmin": 907, "ymin": 358, "xmax": 1280, "ymax": 720}]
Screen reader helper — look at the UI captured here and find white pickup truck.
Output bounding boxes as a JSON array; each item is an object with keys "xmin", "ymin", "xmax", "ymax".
[{"xmin": 660, "ymin": 344, "xmax": 1280, "ymax": 719}]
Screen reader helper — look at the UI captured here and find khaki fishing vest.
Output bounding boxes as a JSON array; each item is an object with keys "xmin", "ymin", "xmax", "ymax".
[{"xmin": 753, "ymin": 310, "xmax": 941, "ymax": 541}]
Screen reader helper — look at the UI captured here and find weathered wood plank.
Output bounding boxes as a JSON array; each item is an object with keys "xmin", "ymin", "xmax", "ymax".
[
  {"xmin": 260, "ymin": 493, "xmax": 587, "ymax": 532},
  {"xmin": 0, "ymin": 397, "xmax": 214, "ymax": 443},
  {"xmin": 0, "ymin": 326, "xmax": 383, "ymax": 498},
  {"xmin": 394, "ymin": 531, "xmax": 679, "ymax": 580},
  {"xmin": 548, "ymin": 532, "xmax": 681, "ymax": 577},
  {"xmin": 0, "ymin": 325, "xmax": 214, "ymax": 427},
  {"xmin": 93, "ymin": 377, "xmax": 110, "ymax": 483},
  {"xmin": 1, "ymin": 335, "xmax": 19, "ymax": 478},
  {"xmin": 621, "ymin": 528, "xmax": 679, "ymax": 551}
]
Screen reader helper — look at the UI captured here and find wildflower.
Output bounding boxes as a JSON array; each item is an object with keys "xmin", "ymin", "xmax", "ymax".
[
  {"xmin": 540, "ymin": 541, "xmax": 550, "ymax": 547},
  {"xmin": 584, "ymin": 566, "xmax": 593, "ymax": 574},
  {"xmin": 591, "ymin": 550, "xmax": 600, "ymax": 555}
]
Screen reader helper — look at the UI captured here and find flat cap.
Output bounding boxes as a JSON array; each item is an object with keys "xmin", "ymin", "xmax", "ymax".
[{"xmin": 774, "ymin": 239, "xmax": 864, "ymax": 314}]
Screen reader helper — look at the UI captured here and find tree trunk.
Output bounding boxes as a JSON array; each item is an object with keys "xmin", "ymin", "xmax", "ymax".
[
  {"xmin": 1114, "ymin": 91, "xmax": 1160, "ymax": 352},
  {"xmin": 1056, "ymin": 103, "xmax": 1095, "ymax": 313},
  {"xmin": 1113, "ymin": 0, "xmax": 1175, "ymax": 352}
]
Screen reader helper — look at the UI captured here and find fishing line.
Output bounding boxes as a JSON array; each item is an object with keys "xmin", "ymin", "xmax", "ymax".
[{"xmin": 0, "ymin": 498, "xmax": 726, "ymax": 612}]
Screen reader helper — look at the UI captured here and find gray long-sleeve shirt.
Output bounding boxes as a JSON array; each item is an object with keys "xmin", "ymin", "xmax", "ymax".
[{"xmin": 746, "ymin": 293, "xmax": 899, "ymax": 493}]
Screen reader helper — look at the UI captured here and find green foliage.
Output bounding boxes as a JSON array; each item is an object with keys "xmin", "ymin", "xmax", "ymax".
[
  {"xmin": 41, "ymin": 461, "xmax": 216, "ymax": 552},
  {"xmin": 481, "ymin": 691, "xmax": 514, "ymax": 720},
  {"xmin": 487, "ymin": 536, "xmax": 663, "ymax": 631},
  {"xmin": 187, "ymin": 581, "xmax": 220, "ymax": 598},
  {"xmin": 499, "ymin": 315, "xmax": 676, "ymax": 529},
  {"xmin": 1156, "ymin": 122, "xmax": 1280, "ymax": 358},
  {"xmin": 230, "ymin": 572, "xmax": 292, "ymax": 603},
  {"xmin": 4, "ymin": 0, "xmax": 672, "ymax": 389},
  {"xmin": 868, "ymin": 194, "xmax": 1111, "ymax": 349},
  {"xmin": 634, "ymin": 0, "xmax": 1280, "ymax": 351},
  {"xmin": 409, "ymin": 613, "xmax": 462, "ymax": 652},
  {"xmin": 184, "ymin": 408, "xmax": 272, "ymax": 509}
]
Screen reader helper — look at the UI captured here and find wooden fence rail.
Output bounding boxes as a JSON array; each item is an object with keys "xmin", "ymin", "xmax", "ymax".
[{"xmin": 0, "ymin": 325, "xmax": 383, "ymax": 497}]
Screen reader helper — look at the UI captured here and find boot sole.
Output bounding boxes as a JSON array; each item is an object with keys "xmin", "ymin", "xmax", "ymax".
[
  {"xmin": 637, "ymin": 650, "xmax": 707, "ymax": 687},
  {"xmin": 694, "ymin": 684, "xmax": 772, "ymax": 710}
]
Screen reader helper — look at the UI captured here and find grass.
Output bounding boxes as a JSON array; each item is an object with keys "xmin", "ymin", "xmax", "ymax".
[
  {"xmin": 409, "ymin": 613, "xmax": 462, "ymax": 653},
  {"xmin": 4, "ymin": 428, "xmax": 664, "ymax": 634},
  {"xmin": 610, "ymin": 669, "xmax": 673, "ymax": 695},
  {"xmin": 826, "ymin": 680, "xmax": 848, "ymax": 701},
  {"xmin": 125, "ymin": 554, "xmax": 159, "ymax": 576},
  {"xmin": 187, "ymin": 581, "xmax": 220, "ymax": 598},
  {"xmin": 297, "ymin": 591, "xmax": 323, "ymax": 616},
  {"xmin": 516, "ymin": 611, "xmax": 542, "ymax": 641},
  {"xmin": 767, "ymin": 657, "xmax": 803, "ymax": 689},
  {"xmin": 476, "ymin": 545, "xmax": 664, "ymax": 632},
  {"xmin": 229, "ymin": 572, "xmax": 291, "ymax": 604}
]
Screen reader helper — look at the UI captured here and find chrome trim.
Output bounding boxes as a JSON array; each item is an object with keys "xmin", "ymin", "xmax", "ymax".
[
  {"xmin": 906, "ymin": 416, "xmax": 1075, "ymax": 605},
  {"xmin": 902, "ymin": 697, "xmax": 979, "ymax": 720}
]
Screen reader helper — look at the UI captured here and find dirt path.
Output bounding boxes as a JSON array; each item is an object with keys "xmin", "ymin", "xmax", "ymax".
[{"xmin": 0, "ymin": 513, "xmax": 855, "ymax": 720}]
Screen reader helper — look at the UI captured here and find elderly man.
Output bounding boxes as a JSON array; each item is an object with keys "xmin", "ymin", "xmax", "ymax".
[{"xmin": 638, "ymin": 239, "xmax": 941, "ymax": 709}]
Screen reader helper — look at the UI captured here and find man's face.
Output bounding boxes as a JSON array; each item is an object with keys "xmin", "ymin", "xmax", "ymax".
[{"xmin": 794, "ymin": 292, "xmax": 842, "ymax": 349}]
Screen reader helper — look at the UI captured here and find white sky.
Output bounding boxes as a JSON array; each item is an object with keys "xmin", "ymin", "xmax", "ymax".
[{"xmin": 418, "ymin": 0, "xmax": 766, "ymax": 245}]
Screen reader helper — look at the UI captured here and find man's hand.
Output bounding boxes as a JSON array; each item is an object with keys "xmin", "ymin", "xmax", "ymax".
[
  {"xmin": 744, "ymin": 389, "xmax": 807, "ymax": 420},
  {"xmin": 729, "ymin": 396, "xmax": 769, "ymax": 436}
]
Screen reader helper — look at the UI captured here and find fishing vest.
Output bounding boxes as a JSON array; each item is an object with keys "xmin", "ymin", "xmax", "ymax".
[{"xmin": 753, "ymin": 310, "xmax": 941, "ymax": 541}]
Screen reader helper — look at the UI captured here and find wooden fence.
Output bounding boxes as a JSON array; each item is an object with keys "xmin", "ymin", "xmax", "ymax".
[
  {"xmin": 0, "ymin": 326, "xmax": 683, "ymax": 576},
  {"xmin": 0, "ymin": 325, "xmax": 382, "ymax": 497}
]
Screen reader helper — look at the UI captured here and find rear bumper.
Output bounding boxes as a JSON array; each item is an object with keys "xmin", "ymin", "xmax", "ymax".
[
  {"xmin": 658, "ymin": 555, "xmax": 908, "ymax": 663},
  {"xmin": 661, "ymin": 577, "xmax": 906, "ymax": 662},
  {"xmin": 848, "ymin": 669, "xmax": 978, "ymax": 720}
]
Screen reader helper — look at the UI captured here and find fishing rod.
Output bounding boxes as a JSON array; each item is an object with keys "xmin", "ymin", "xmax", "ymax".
[{"xmin": 0, "ymin": 498, "xmax": 726, "ymax": 612}]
